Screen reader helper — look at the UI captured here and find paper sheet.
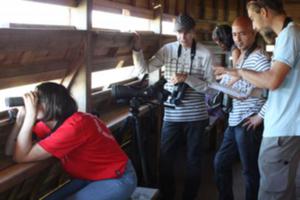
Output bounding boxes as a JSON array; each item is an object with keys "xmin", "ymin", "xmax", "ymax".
[{"xmin": 208, "ymin": 82, "xmax": 265, "ymax": 99}]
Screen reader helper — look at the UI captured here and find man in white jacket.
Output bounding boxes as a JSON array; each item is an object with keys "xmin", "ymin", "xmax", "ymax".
[{"xmin": 132, "ymin": 14, "xmax": 214, "ymax": 200}]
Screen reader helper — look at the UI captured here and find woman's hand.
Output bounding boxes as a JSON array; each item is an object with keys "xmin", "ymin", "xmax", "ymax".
[
  {"xmin": 23, "ymin": 91, "xmax": 39, "ymax": 123},
  {"xmin": 5, "ymin": 107, "xmax": 26, "ymax": 156}
]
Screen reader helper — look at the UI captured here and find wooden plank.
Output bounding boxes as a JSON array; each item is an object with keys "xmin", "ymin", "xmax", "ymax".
[
  {"xmin": 195, "ymin": 18, "xmax": 229, "ymax": 25},
  {"xmin": 9, "ymin": 23, "xmax": 76, "ymax": 30},
  {"xmin": 25, "ymin": 0, "xmax": 79, "ymax": 7},
  {"xmin": 107, "ymin": 47, "xmax": 119, "ymax": 57},
  {"xmin": 0, "ymin": 159, "xmax": 57, "ymax": 193},
  {"xmin": 93, "ymin": 31, "xmax": 159, "ymax": 49},
  {"xmin": 175, "ymin": 0, "xmax": 179, "ymax": 15},
  {"xmin": 212, "ymin": 0, "xmax": 218, "ymax": 20},
  {"xmin": 93, "ymin": 0, "xmax": 154, "ymax": 19},
  {"xmin": 91, "ymin": 55, "xmax": 133, "ymax": 71},
  {"xmin": 93, "ymin": 32, "xmax": 133, "ymax": 48},
  {"xmin": 0, "ymin": 29, "xmax": 85, "ymax": 52},
  {"xmin": 0, "ymin": 69, "xmax": 67, "ymax": 90},
  {"xmin": 164, "ymin": 0, "xmax": 170, "ymax": 13},
  {"xmin": 130, "ymin": 0, "xmax": 136, "ymax": 6},
  {"xmin": 224, "ymin": 0, "xmax": 229, "ymax": 21},
  {"xmin": 0, "ymin": 60, "xmax": 70, "ymax": 79},
  {"xmin": 199, "ymin": 0, "xmax": 205, "ymax": 19}
]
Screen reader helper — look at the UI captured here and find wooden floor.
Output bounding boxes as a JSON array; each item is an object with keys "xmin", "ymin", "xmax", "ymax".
[
  {"xmin": 173, "ymin": 149, "xmax": 244, "ymax": 200},
  {"xmin": 173, "ymin": 149, "xmax": 300, "ymax": 200},
  {"xmin": 197, "ymin": 152, "xmax": 244, "ymax": 200}
]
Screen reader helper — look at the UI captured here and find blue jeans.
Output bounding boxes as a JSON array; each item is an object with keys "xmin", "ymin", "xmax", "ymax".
[
  {"xmin": 45, "ymin": 160, "xmax": 137, "ymax": 200},
  {"xmin": 214, "ymin": 125, "xmax": 262, "ymax": 200},
  {"xmin": 159, "ymin": 119, "xmax": 209, "ymax": 200}
]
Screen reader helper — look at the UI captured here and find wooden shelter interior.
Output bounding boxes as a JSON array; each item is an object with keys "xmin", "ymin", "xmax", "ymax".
[{"xmin": 0, "ymin": 0, "xmax": 300, "ymax": 199}]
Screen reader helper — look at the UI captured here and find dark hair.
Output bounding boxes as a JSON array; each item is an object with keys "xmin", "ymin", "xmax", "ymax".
[
  {"xmin": 247, "ymin": 0, "xmax": 285, "ymax": 15},
  {"xmin": 36, "ymin": 82, "xmax": 78, "ymax": 123},
  {"xmin": 212, "ymin": 24, "xmax": 234, "ymax": 51}
]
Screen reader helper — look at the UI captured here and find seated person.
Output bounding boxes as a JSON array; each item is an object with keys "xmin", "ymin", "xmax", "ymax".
[{"xmin": 10, "ymin": 82, "xmax": 137, "ymax": 200}]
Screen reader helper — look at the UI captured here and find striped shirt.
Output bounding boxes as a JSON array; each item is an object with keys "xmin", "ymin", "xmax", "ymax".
[
  {"xmin": 133, "ymin": 41, "xmax": 214, "ymax": 122},
  {"xmin": 228, "ymin": 49, "xmax": 270, "ymax": 126}
]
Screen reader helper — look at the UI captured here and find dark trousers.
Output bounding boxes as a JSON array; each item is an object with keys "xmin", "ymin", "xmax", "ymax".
[
  {"xmin": 159, "ymin": 119, "xmax": 209, "ymax": 200},
  {"xmin": 214, "ymin": 125, "xmax": 262, "ymax": 200}
]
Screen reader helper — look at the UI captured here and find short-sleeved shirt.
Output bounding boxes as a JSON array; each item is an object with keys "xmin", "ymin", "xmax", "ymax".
[
  {"xmin": 227, "ymin": 49, "xmax": 270, "ymax": 126},
  {"xmin": 264, "ymin": 22, "xmax": 300, "ymax": 137},
  {"xmin": 34, "ymin": 112, "xmax": 128, "ymax": 180}
]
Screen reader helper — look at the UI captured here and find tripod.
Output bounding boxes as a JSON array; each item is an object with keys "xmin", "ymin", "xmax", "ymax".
[{"xmin": 120, "ymin": 97, "xmax": 151, "ymax": 186}]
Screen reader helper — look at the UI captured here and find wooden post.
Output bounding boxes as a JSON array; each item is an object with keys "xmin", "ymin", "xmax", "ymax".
[
  {"xmin": 68, "ymin": 0, "xmax": 93, "ymax": 112},
  {"xmin": 212, "ymin": 0, "xmax": 218, "ymax": 20},
  {"xmin": 224, "ymin": 0, "xmax": 229, "ymax": 22},
  {"xmin": 148, "ymin": 0, "xmax": 163, "ymax": 85},
  {"xmin": 199, "ymin": 0, "xmax": 205, "ymax": 19}
]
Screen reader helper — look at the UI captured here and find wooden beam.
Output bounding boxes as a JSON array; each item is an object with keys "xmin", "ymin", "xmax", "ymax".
[
  {"xmin": 237, "ymin": 0, "xmax": 241, "ymax": 16},
  {"xmin": 184, "ymin": 0, "xmax": 189, "ymax": 14},
  {"xmin": 91, "ymin": 55, "xmax": 133, "ymax": 72},
  {"xmin": 107, "ymin": 47, "xmax": 119, "ymax": 57},
  {"xmin": 242, "ymin": 0, "xmax": 247, "ymax": 16},
  {"xmin": 0, "ymin": 69, "xmax": 67, "ymax": 90},
  {"xmin": 196, "ymin": 19, "xmax": 229, "ymax": 25},
  {"xmin": 0, "ymin": 29, "xmax": 84, "ymax": 52},
  {"xmin": 199, "ymin": 0, "xmax": 205, "ymax": 19},
  {"xmin": 224, "ymin": 0, "xmax": 229, "ymax": 21},
  {"xmin": 25, "ymin": 0, "xmax": 79, "ymax": 7},
  {"xmin": 0, "ymin": 60, "xmax": 69, "ymax": 79},
  {"xmin": 212, "ymin": 0, "xmax": 218, "ymax": 20},
  {"xmin": 94, "ymin": 32, "xmax": 133, "ymax": 48},
  {"xmin": 175, "ymin": 0, "xmax": 179, "ymax": 15},
  {"xmin": 93, "ymin": 0, "xmax": 154, "ymax": 19},
  {"xmin": 0, "ymin": 159, "xmax": 57, "ymax": 193},
  {"xmin": 130, "ymin": 0, "xmax": 136, "ymax": 6},
  {"xmin": 163, "ymin": 0, "xmax": 169, "ymax": 13}
]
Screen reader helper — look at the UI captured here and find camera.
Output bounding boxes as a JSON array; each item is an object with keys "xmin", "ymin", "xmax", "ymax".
[
  {"xmin": 168, "ymin": 82, "xmax": 189, "ymax": 106},
  {"xmin": 112, "ymin": 77, "xmax": 170, "ymax": 104},
  {"xmin": 5, "ymin": 97, "xmax": 24, "ymax": 107}
]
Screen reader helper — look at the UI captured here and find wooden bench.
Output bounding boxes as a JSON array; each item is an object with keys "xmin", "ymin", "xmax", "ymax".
[{"xmin": 130, "ymin": 187, "xmax": 159, "ymax": 200}]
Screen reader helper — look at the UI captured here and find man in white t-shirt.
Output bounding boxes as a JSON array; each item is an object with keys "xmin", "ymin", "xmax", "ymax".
[{"xmin": 132, "ymin": 14, "xmax": 214, "ymax": 200}]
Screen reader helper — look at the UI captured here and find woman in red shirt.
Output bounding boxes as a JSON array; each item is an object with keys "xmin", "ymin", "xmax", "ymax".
[{"xmin": 13, "ymin": 82, "xmax": 137, "ymax": 200}]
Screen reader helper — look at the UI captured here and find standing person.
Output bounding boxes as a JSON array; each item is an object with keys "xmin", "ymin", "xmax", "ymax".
[
  {"xmin": 216, "ymin": 0, "xmax": 300, "ymax": 199},
  {"xmin": 209, "ymin": 24, "xmax": 242, "ymax": 117},
  {"xmin": 212, "ymin": 24, "xmax": 240, "ymax": 68},
  {"xmin": 132, "ymin": 14, "xmax": 214, "ymax": 200},
  {"xmin": 213, "ymin": 16, "xmax": 270, "ymax": 200},
  {"xmin": 11, "ymin": 82, "xmax": 137, "ymax": 200}
]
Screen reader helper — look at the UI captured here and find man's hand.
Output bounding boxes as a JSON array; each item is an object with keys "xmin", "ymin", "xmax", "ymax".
[
  {"xmin": 213, "ymin": 66, "xmax": 227, "ymax": 77},
  {"xmin": 171, "ymin": 73, "xmax": 187, "ymax": 85},
  {"xmin": 242, "ymin": 114, "xmax": 263, "ymax": 131},
  {"xmin": 132, "ymin": 32, "xmax": 141, "ymax": 51},
  {"xmin": 213, "ymin": 66, "xmax": 241, "ymax": 80}
]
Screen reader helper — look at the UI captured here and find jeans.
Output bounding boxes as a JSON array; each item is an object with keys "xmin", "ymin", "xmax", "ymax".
[
  {"xmin": 159, "ymin": 119, "xmax": 209, "ymax": 200},
  {"xmin": 214, "ymin": 125, "xmax": 262, "ymax": 200},
  {"xmin": 45, "ymin": 160, "xmax": 137, "ymax": 200}
]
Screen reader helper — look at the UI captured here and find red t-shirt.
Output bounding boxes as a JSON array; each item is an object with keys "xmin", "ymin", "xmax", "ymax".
[{"xmin": 33, "ymin": 112, "xmax": 128, "ymax": 181}]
